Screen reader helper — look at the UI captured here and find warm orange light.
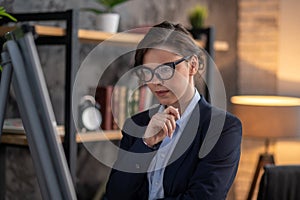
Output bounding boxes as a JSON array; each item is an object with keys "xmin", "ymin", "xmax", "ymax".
[
  {"xmin": 231, "ymin": 95, "xmax": 300, "ymax": 106},
  {"xmin": 230, "ymin": 95, "xmax": 300, "ymax": 139}
]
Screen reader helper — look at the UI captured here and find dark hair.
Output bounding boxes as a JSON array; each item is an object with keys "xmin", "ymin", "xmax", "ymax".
[{"xmin": 134, "ymin": 21, "xmax": 204, "ymax": 68}]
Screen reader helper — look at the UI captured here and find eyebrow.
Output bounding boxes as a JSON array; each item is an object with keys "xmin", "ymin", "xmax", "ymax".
[{"xmin": 143, "ymin": 57, "xmax": 187, "ymax": 67}]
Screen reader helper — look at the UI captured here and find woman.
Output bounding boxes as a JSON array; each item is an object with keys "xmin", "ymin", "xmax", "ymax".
[{"xmin": 105, "ymin": 21, "xmax": 242, "ymax": 200}]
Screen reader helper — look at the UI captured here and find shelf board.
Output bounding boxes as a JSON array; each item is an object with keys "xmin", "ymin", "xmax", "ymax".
[
  {"xmin": 0, "ymin": 134, "xmax": 28, "ymax": 146},
  {"xmin": 76, "ymin": 130, "xmax": 122, "ymax": 143},
  {"xmin": 1, "ymin": 129, "xmax": 122, "ymax": 146},
  {"xmin": 35, "ymin": 25, "xmax": 145, "ymax": 44},
  {"xmin": 0, "ymin": 25, "xmax": 229, "ymax": 50}
]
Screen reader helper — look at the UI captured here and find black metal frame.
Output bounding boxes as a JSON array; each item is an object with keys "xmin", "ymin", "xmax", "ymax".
[
  {"xmin": 188, "ymin": 27, "xmax": 215, "ymax": 101},
  {"xmin": 0, "ymin": 25, "xmax": 77, "ymax": 199},
  {"xmin": 0, "ymin": 10, "xmax": 79, "ymax": 183},
  {"xmin": 247, "ymin": 153, "xmax": 275, "ymax": 200},
  {"xmin": 202, "ymin": 27, "xmax": 215, "ymax": 102}
]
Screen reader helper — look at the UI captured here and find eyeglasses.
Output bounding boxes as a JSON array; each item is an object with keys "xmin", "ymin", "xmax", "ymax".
[{"xmin": 135, "ymin": 56, "xmax": 191, "ymax": 83}]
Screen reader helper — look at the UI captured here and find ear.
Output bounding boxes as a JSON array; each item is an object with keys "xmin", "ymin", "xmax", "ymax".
[{"xmin": 189, "ymin": 55, "xmax": 199, "ymax": 76}]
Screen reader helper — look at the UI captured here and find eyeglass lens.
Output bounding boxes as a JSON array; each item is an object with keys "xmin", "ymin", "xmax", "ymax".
[{"xmin": 136, "ymin": 57, "xmax": 189, "ymax": 82}]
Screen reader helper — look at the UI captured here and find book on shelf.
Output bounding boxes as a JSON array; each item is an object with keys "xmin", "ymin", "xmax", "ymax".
[
  {"xmin": 111, "ymin": 85, "xmax": 120, "ymax": 130},
  {"xmin": 2, "ymin": 118, "xmax": 25, "ymax": 134},
  {"xmin": 115, "ymin": 86, "xmax": 127, "ymax": 130},
  {"xmin": 94, "ymin": 85, "xmax": 113, "ymax": 130},
  {"xmin": 94, "ymin": 85, "xmax": 154, "ymax": 130}
]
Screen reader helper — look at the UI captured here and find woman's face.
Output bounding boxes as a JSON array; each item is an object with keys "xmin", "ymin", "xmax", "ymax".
[{"xmin": 142, "ymin": 49, "xmax": 196, "ymax": 109}]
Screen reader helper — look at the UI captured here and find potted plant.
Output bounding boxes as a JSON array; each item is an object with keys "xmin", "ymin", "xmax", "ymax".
[
  {"xmin": 0, "ymin": 6, "xmax": 17, "ymax": 72},
  {"xmin": 84, "ymin": 0, "xmax": 128, "ymax": 33},
  {"xmin": 0, "ymin": 7, "xmax": 17, "ymax": 22},
  {"xmin": 188, "ymin": 5, "xmax": 208, "ymax": 39}
]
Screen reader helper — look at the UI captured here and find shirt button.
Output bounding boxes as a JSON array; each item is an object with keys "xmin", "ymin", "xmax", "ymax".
[{"xmin": 135, "ymin": 164, "xmax": 140, "ymax": 169}]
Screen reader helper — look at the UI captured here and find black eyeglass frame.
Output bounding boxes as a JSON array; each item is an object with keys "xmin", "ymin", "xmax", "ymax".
[{"xmin": 135, "ymin": 55, "xmax": 192, "ymax": 83}]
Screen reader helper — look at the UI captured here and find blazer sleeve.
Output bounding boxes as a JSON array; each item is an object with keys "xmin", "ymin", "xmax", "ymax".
[{"xmin": 162, "ymin": 114, "xmax": 242, "ymax": 200}]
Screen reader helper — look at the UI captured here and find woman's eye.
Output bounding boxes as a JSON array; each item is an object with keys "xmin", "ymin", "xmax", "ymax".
[
  {"xmin": 159, "ymin": 66, "xmax": 172, "ymax": 73},
  {"xmin": 143, "ymin": 69, "xmax": 152, "ymax": 75}
]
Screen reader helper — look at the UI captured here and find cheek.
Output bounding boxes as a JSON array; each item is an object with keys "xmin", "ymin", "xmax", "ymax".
[
  {"xmin": 170, "ymin": 71, "xmax": 190, "ymax": 87},
  {"xmin": 165, "ymin": 73, "xmax": 190, "ymax": 95}
]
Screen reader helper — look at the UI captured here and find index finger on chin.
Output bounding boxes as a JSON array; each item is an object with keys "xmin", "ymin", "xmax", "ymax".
[{"xmin": 164, "ymin": 106, "xmax": 180, "ymax": 120}]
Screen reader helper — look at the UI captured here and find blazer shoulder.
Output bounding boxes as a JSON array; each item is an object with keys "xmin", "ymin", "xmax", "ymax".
[{"xmin": 199, "ymin": 97, "xmax": 242, "ymax": 132}]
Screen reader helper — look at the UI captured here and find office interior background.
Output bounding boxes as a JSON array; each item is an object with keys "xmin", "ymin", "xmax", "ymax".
[{"xmin": 1, "ymin": 0, "xmax": 300, "ymax": 199}]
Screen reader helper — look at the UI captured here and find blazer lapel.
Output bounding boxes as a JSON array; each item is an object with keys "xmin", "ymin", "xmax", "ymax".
[
  {"xmin": 162, "ymin": 101, "xmax": 202, "ymax": 193},
  {"xmin": 162, "ymin": 97, "xmax": 213, "ymax": 195}
]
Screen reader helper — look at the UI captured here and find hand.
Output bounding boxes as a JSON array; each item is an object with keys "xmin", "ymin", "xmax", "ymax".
[{"xmin": 143, "ymin": 106, "xmax": 180, "ymax": 148}]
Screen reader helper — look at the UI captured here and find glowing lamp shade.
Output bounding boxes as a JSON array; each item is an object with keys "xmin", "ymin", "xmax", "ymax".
[
  {"xmin": 231, "ymin": 95, "xmax": 300, "ymax": 200},
  {"xmin": 231, "ymin": 95, "xmax": 300, "ymax": 139}
]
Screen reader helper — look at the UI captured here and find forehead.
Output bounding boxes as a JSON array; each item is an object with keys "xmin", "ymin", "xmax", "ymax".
[{"xmin": 143, "ymin": 49, "xmax": 182, "ymax": 64}]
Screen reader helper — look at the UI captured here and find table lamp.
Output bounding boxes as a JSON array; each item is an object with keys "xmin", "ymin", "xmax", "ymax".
[{"xmin": 231, "ymin": 95, "xmax": 300, "ymax": 200}]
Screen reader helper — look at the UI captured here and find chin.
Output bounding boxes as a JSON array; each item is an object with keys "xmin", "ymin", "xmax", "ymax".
[{"xmin": 157, "ymin": 98, "xmax": 177, "ymax": 107}]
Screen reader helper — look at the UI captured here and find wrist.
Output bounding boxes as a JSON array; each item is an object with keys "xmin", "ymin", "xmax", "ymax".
[
  {"xmin": 142, "ymin": 138, "xmax": 159, "ymax": 150},
  {"xmin": 142, "ymin": 138, "xmax": 153, "ymax": 148}
]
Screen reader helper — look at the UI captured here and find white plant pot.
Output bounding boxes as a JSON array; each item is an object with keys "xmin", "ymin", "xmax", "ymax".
[{"xmin": 95, "ymin": 13, "xmax": 120, "ymax": 33}]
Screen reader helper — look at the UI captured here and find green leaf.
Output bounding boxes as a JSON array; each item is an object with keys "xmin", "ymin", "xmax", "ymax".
[
  {"xmin": 0, "ymin": 7, "xmax": 17, "ymax": 22},
  {"xmin": 81, "ymin": 8, "xmax": 105, "ymax": 14},
  {"xmin": 188, "ymin": 5, "xmax": 208, "ymax": 29},
  {"xmin": 94, "ymin": 0, "xmax": 128, "ymax": 12}
]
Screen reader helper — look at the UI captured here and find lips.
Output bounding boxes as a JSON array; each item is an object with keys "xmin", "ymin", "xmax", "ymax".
[{"xmin": 155, "ymin": 89, "xmax": 169, "ymax": 97}]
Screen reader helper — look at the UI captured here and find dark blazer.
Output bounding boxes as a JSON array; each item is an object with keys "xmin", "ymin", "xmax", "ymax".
[{"xmin": 105, "ymin": 97, "xmax": 242, "ymax": 200}]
